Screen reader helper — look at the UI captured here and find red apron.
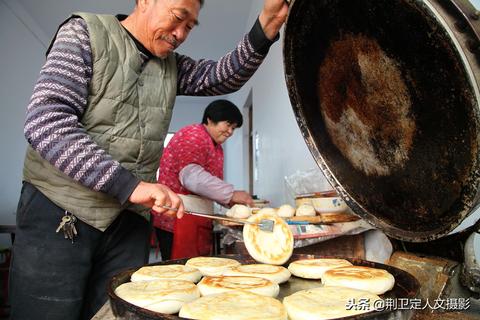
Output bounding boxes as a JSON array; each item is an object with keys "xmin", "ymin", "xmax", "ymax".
[{"xmin": 171, "ymin": 214, "xmax": 213, "ymax": 259}]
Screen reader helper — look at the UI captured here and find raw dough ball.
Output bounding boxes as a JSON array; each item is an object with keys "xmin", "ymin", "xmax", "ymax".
[
  {"xmin": 295, "ymin": 204, "xmax": 316, "ymax": 216},
  {"xmin": 226, "ymin": 204, "xmax": 252, "ymax": 219},
  {"xmin": 256, "ymin": 207, "xmax": 278, "ymax": 216},
  {"xmin": 277, "ymin": 204, "xmax": 296, "ymax": 218}
]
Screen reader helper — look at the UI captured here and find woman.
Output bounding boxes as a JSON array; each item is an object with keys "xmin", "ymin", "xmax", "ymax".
[{"xmin": 153, "ymin": 100, "xmax": 254, "ymax": 260}]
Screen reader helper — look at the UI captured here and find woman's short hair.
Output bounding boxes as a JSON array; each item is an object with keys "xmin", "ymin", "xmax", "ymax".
[{"xmin": 202, "ymin": 99, "xmax": 243, "ymax": 127}]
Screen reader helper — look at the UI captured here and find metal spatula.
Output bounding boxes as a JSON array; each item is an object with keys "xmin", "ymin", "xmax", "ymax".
[{"xmin": 159, "ymin": 206, "xmax": 275, "ymax": 232}]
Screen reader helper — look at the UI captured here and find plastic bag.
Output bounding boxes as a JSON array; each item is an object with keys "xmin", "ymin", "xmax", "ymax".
[{"xmin": 284, "ymin": 167, "xmax": 333, "ymax": 198}]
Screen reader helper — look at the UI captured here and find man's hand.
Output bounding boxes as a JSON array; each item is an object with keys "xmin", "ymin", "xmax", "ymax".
[
  {"xmin": 230, "ymin": 190, "xmax": 255, "ymax": 207},
  {"xmin": 129, "ymin": 181, "xmax": 185, "ymax": 218},
  {"xmin": 259, "ymin": 0, "xmax": 289, "ymax": 40}
]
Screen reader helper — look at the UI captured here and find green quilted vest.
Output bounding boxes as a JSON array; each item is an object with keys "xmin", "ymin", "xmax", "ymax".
[{"xmin": 23, "ymin": 12, "xmax": 177, "ymax": 231}]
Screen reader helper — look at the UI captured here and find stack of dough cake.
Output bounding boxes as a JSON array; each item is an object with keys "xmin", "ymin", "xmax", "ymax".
[
  {"xmin": 130, "ymin": 264, "xmax": 202, "ymax": 283},
  {"xmin": 288, "ymin": 258, "xmax": 353, "ymax": 280},
  {"xmin": 322, "ymin": 265, "xmax": 395, "ymax": 295},
  {"xmin": 179, "ymin": 290, "xmax": 288, "ymax": 320},
  {"xmin": 283, "ymin": 286, "xmax": 381, "ymax": 320},
  {"xmin": 284, "ymin": 258, "xmax": 395, "ymax": 319},
  {"xmin": 197, "ymin": 275, "xmax": 279, "ymax": 297},
  {"xmin": 115, "ymin": 264, "xmax": 206, "ymax": 314},
  {"xmin": 115, "ymin": 279, "xmax": 200, "ymax": 314},
  {"xmin": 185, "ymin": 256, "xmax": 241, "ymax": 276},
  {"xmin": 186, "ymin": 257, "xmax": 287, "ymax": 297},
  {"xmin": 288, "ymin": 258, "xmax": 394, "ymax": 295},
  {"xmin": 223, "ymin": 264, "xmax": 291, "ymax": 284}
]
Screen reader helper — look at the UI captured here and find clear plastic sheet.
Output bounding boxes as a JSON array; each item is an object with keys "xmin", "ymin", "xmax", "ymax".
[{"xmin": 284, "ymin": 167, "xmax": 333, "ymax": 198}]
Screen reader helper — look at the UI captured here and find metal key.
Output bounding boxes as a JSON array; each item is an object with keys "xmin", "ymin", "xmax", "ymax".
[
  {"xmin": 56, "ymin": 215, "xmax": 71, "ymax": 233},
  {"xmin": 67, "ymin": 215, "xmax": 78, "ymax": 242},
  {"xmin": 64, "ymin": 213, "xmax": 77, "ymax": 242},
  {"xmin": 70, "ymin": 215, "xmax": 78, "ymax": 237},
  {"xmin": 56, "ymin": 211, "xmax": 78, "ymax": 242},
  {"xmin": 64, "ymin": 222, "xmax": 71, "ymax": 240}
]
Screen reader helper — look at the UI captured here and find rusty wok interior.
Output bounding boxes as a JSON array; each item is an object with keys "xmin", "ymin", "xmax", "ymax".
[{"xmin": 283, "ymin": 0, "xmax": 480, "ymax": 242}]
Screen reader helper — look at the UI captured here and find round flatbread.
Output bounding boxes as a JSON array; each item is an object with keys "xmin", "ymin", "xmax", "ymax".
[
  {"xmin": 185, "ymin": 257, "xmax": 241, "ymax": 276},
  {"xmin": 223, "ymin": 264, "xmax": 291, "ymax": 284},
  {"xmin": 283, "ymin": 286, "xmax": 381, "ymax": 320},
  {"xmin": 243, "ymin": 211, "xmax": 293, "ymax": 265},
  {"xmin": 322, "ymin": 266, "xmax": 395, "ymax": 295},
  {"xmin": 179, "ymin": 290, "xmax": 288, "ymax": 320},
  {"xmin": 114, "ymin": 279, "xmax": 200, "ymax": 314},
  {"xmin": 197, "ymin": 276, "xmax": 279, "ymax": 297},
  {"xmin": 288, "ymin": 258, "xmax": 353, "ymax": 280},
  {"xmin": 130, "ymin": 264, "xmax": 202, "ymax": 283}
]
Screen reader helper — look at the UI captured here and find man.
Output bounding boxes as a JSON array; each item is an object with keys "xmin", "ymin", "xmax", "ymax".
[{"xmin": 9, "ymin": 0, "xmax": 288, "ymax": 319}]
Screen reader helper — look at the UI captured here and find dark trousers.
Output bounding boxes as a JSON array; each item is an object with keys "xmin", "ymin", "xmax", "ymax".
[
  {"xmin": 9, "ymin": 182, "xmax": 150, "ymax": 320},
  {"xmin": 155, "ymin": 228, "xmax": 173, "ymax": 261}
]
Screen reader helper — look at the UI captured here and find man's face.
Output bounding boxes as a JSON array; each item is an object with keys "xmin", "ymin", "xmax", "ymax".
[{"xmin": 143, "ymin": 0, "xmax": 200, "ymax": 58}]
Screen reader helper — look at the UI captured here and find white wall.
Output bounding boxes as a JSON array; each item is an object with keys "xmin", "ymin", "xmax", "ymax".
[
  {"xmin": 224, "ymin": 0, "xmax": 321, "ymax": 207},
  {"xmin": 249, "ymin": 43, "xmax": 320, "ymax": 206},
  {"xmin": 168, "ymin": 97, "xmax": 216, "ymax": 132},
  {"xmin": 0, "ymin": 1, "xmax": 48, "ymax": 247},
  {"xmin": 223, "ymin": 91, "xmax": 252, "ymax": 194}
]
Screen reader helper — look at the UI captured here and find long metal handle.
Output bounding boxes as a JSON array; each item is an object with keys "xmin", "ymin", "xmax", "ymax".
[{"xmin": 160, "ymin": 206, "xmax": 251, "ymax": 225}]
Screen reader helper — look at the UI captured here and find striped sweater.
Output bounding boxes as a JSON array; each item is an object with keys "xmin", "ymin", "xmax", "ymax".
[{"xmin": 24, "ymin": 16, "xmax": 275, "ymax": 204}]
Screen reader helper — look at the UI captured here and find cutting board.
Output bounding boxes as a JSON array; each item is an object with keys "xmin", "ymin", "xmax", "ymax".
[
  {"xmin": 287, "ymin": 212, "xmax": 360, "ymax": 224},
  {"xmin": 218, "ymin": 212, "xmax": 359, "ymax": 227}
]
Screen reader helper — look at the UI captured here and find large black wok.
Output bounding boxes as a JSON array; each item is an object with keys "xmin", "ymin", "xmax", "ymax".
[
  {"xmin": 108, "ymin": 254, "xmax": 420, "ymax": 320},
  {"xmin": 283, "ymin": 0, "xmax": 480, "ymax": 242}
]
